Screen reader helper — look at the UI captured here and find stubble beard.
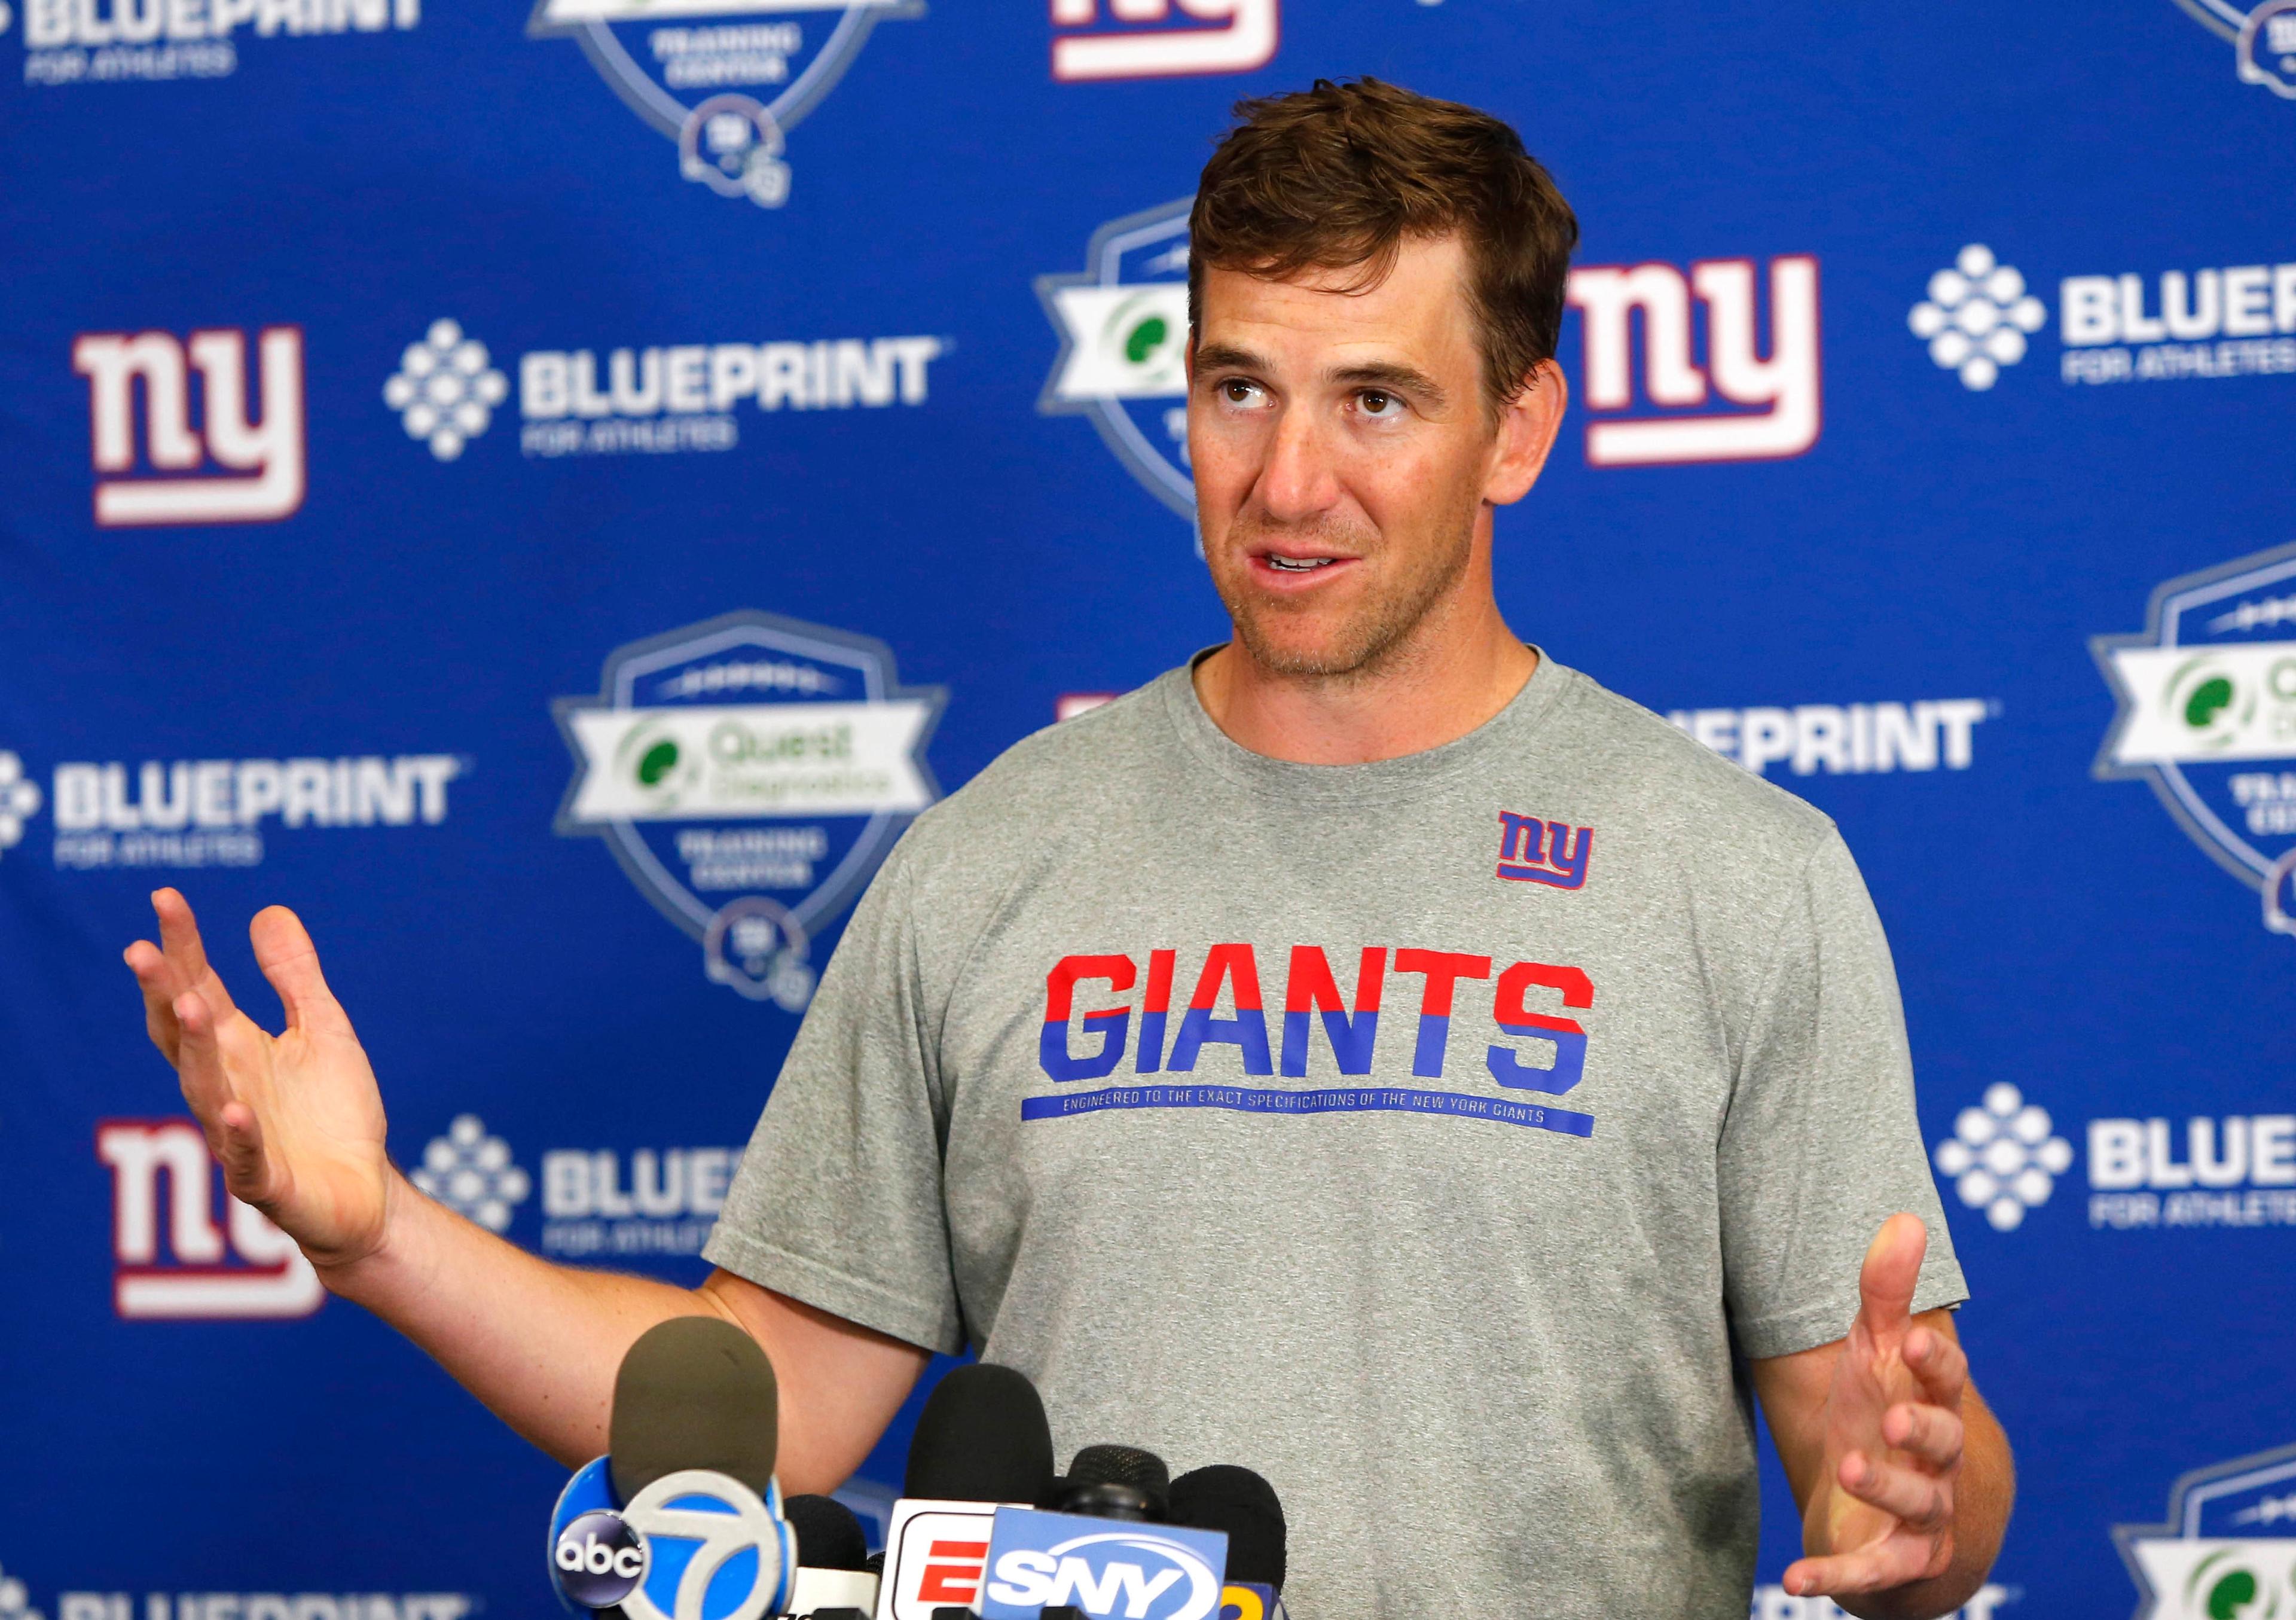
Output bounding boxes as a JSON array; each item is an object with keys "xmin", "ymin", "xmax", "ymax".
[{"xmin": 1210, "ymin": 507, "xmax": 1479, "ymax": 682}]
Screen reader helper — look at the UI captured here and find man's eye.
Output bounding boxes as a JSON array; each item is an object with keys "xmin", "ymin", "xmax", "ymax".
[
  {"xmin": 1220, "ymin": 379, "xmax": 1261, "ymax": 405},
  {"xmin": 1358, "ymin": 390, "xmax": 1401, "ymax": 418}
]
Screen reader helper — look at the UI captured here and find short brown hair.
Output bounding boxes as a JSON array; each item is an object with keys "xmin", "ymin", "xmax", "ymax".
[{"xmin": 1189, "ymin": 78, "xmax": 1579, "ymax": 413}]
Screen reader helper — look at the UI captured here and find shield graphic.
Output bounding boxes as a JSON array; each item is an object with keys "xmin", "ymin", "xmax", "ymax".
[
  {"xmin": 1037, "ymin": 196, "xmax": 1197, "ymax": 523},
  {"xmin": 2094, "ymin": 541, "xmax": 2296, "ymax": 933},
  {"xmin": 555, "ymin": 610, "xmax": 943, "ymax": 1005},
  {"xmin": 528, "ymin": 0, "xmax": 923, "ymax": 206}
]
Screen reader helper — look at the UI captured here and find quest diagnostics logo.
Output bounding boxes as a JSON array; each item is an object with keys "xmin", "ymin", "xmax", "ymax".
[
  {"xmin": 2094, "ymin": 541, "xmax": 2296, "ymax": 935},
  {"xmin": 2172, "ymin": 0, "xmax": 2296, "ymax": 97},
  {"xmin": 2118, "ymin": 1443, "xmax": 2296, "ymax": 1619},
  {"xmin": 555, "ymin": 611, "xmax": 942, "ymax": 1006},
  {"xmin": 526, "ymin": 0, "xmax": 918, "ymax": 208}
]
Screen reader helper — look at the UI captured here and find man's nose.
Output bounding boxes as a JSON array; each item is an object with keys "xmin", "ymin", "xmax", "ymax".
[{"xmin": 1253, "ymin": 403, "xmax": 1343, "ymax": 523}]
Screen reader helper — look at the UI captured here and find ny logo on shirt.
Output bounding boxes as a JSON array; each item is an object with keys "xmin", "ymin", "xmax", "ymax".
[{"xmin": 1495, "ymin": 811, "xmax": 1593, "ymax": 890}]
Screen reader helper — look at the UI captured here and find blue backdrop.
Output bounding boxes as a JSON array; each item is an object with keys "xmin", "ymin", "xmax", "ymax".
[{"xmin": 4, "ymin": 3, "xmax": 2294, "ymax": 1618}]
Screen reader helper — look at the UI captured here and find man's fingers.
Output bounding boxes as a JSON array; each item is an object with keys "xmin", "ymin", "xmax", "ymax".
[
  {"xmin": 1855, "ymin": 1211, "xmax": 1928, "ymax": 1335},
  {"xmin": 171, "ymin": 988, "xmax": 239, "ymax": 1122},
  {"xmin": 250, "ymin": 905, "xmax": 341, "ymax": 1033},
  {"xmin": 1839, "ymin": 1449, "xmax": 1952, "ymax": 1529},
  {"xmin": 124, "ymin": 938, "xmax": 186, "ymax": 1060},
  {"xmin": 1783, "ymin": 1535, "xmax": 1939, "ymax": 1599},
  {"xmin": 153, "ymin": 887, "xmax": 238, "ymax": 1018},
  {"xmin": 213, "ymin": 1100, "xmax": 274, "ymax": 1205},
  {"xmin": 1882, "ymin": 1399, "xmax": 1965, "ymax": 1468},
  {"xmin": 1905, "ymin": 1323, "xmax": 1970, "ymax": 1405}
]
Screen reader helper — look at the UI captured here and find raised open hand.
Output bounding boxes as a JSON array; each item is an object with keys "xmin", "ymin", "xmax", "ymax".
[
  {"xmin": 1784, "ymin": 1213, "xmax": 1970, "ymax": 1600},
  {"xmin": 123, "ymin": 888, "xmax": 395, "ymax": 1271}
]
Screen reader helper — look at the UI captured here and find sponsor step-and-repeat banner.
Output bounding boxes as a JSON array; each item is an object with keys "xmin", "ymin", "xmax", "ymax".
[{"xmin": 1, "ymin": 2, "xmax": 2290, "ymax": 1619}]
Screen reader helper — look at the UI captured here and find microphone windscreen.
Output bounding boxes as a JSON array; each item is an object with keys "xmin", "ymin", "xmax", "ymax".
[
  {"xmin": 1168, "ymin": 1465, "xmax": 1286, "ymax": 1591},
  {"xmin": 1067, "ymin": 1444, "xmax": 1170, "ymax": 1499},
  {"xmin": 781, "ymin": 1494, "xmax": 870, "ymax": 1572},
  {"xmin": 902, "ymin": 1362, "xmax": 1055, "ymax": 1505},
  {"xmin": 608, "ymin": 1315, "xmax": 780, "ymax": 1503}
]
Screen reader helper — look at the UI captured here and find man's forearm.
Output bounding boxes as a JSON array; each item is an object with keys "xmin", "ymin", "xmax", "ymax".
[
  {"xmin": 322, "ymin": 1171, "xmax": 716, "ymax": 1468},
  {"xmin": 1842, "ymin": 1396, "xmax": 2015, "ymax": 1620}
]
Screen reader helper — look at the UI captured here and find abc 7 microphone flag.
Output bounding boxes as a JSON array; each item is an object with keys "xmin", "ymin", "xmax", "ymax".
[{"xmin": 549, "ymin": 1458, "xmax": 796, "ymax": 1620}]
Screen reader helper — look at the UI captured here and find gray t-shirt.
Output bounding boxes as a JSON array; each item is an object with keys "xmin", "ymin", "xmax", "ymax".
[{"xmin": 704, "ymin": 651, "xmax": 1967, "ymax": 1619}]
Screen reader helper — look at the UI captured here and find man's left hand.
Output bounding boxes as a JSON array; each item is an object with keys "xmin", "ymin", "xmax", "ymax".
[{"xmin": 1782, "ymin": 1212, "xmax": 1968, "ymax": 1599}]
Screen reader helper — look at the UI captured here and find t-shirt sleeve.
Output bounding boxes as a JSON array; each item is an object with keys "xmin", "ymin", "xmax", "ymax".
[
  {"xmin": 1716, "ymin": 826, "xmax": 1968, "ymax": 1360},
  {"xmin": 701, "ymin": 847, "xmax": 967, "ymax": 1355}
]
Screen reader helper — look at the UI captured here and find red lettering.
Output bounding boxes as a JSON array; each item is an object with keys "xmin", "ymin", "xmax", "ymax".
[
  {"xmin": 1283, "ymin": 945, "xmax": 1385, "ymax": 1014},
  {"xmin": 1391, "ymin": 948, "xmax": 1491, "ymax": 1015},
  {"xmin": 1044, "ymin": 954, "xmax": 1136, "ymax": 1022},
  {"xmin": 1494, "ymin": 961, "xmax": 1592, "ymax": 1032},
  {"xmin": 1186, "ymin": 942, "xmax": 1265, "ymax": 1011}
]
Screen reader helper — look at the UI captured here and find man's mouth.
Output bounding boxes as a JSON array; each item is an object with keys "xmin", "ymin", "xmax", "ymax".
[{"xmin": 1266, "ymin": 555, "xmax": 1335, "ymax": 573}]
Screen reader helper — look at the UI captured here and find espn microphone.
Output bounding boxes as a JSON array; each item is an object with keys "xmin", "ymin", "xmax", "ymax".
[
  {"xmin": 549, "ymin": 1316, "xmax": 797, "ymax": 1620},
  {"xmin": 1168, "ymin": 1465, "xmax": 1287, "ymax": 1616},
  {"xmin": 874, "ymin": 1363, "xmax": 1055, "ymax": 1620},
  {"xmin": 778, "ymin": 1494, "xmax": 877, "ymax": 1619}
]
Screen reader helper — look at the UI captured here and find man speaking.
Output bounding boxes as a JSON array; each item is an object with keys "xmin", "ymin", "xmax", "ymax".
[{"xmin": 124, "ymin": 79, "xmax": 2011, "ymax": 1619}]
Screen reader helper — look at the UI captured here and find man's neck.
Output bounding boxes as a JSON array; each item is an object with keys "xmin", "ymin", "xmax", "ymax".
[{"xmin": 1193, "ymin": 599, "xmax": 1538, "ymax": 766}]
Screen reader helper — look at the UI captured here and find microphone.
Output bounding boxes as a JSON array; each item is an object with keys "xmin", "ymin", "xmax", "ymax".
[
  {"xmin": 1169, "ymin": 1465, "xmax": 1287, "ymax": 1616},
  {"xmin": 973, "ymin": 1445, "xmax": 1228, "ymax": 1620},
  {"xmin": 780, "ymin": 1494, "xmax": 877, "ymax": 1618},
  {"xmin": 1047, "ymin": 1444, "xmax": 1169, "ymax": 1522},
  {"xmin": 549, "ymin": 1316, "xmax": 796, "ymax": 1620},
  {"xmin": 875, "ymin": 1363, "xmax": 1055, "ymax": 1620}
]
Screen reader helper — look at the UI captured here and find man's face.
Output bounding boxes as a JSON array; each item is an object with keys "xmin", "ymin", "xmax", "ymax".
[{"xmin": 1187, "ymin": 234, "xmax": 1541, "ymax": 679}]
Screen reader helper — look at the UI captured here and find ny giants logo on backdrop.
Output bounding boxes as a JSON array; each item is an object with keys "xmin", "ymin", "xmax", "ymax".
[
  {"xmin": 1048, "ymin": 0, "xmax": 1275, "ymax": 81},
  {"xmin": 1038, "ymin": 202, "xmax": 1821, "ymax": 524},
  {"xmin": 2171, "ymin": 0, "xmax": 2296, "ymax": 97},
  {"xmin": 2094, "ymin": 541, "xmax": 2296, "ymax": 937},
  {"xmin": 1564, "ymin": 255, "xmax": 1821, "ymax": 466},
  {"xmin": 14, "ymin": 0, "xmax": 419, "ymax": 88},
  {"xmin": 94, "ymin": 1120, "xmax": 323, "ymax": 1320},
  {"xmin": 527, "ymin": 0, "xmax": 917, "ymax": 209},
  {"xmin": 71, "ymin": 327, "xmax": 304, "ymax": 526},
  {"xmin": 2117, "ymin": 1443, "xmax": 2296, "ymax": 1619},
  {"xmin": 555, "ymin": 611, "xmax": 942, "ymax": 1006}
]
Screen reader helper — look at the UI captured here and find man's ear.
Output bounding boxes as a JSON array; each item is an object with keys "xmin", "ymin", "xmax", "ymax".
[{"xmin": 1483, "ymin": 360, "xmax": 1567, "ymax": 507}]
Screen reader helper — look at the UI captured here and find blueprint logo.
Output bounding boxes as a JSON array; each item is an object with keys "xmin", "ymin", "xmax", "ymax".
[
  {"xmin": 2171, "ymin": 0, "xmax": 2296, "ymax": 97},
  {"xmin": 541, "ymin": 1144, "xmax": 746, "ymax": 1257},
  {"xmin": 0, "ymin": 752, "xmax": 42, "ymax": 858},
  {"xmin": 1909, "ymin": 245, "xmax": 2048, "ymax": 390},
  {"xmin": 1565, "ymin": 254, "xmax": 1820, "ymax": 466},
  {"xmin": 95, "ymin": 1118, "xmax": 323, "ymax": 1319},
  {"xmin": 527, "ymin": 0, "xmax": 918, "ymax": 207},
  {"xmin": 1049, "ymin": 0, "xmax": 1277, "ymax": 81},
  {"xmin": 72, "ymin": 325, "xmax": 304, "ymax": 526},
  {"xmin": 978, "ymin": 1508, "xmax": 1226, "ymax": 1620},
  {"xmin": 555, "ymin": 611, "xmax": 942, "ymax": 1005},
  {"xmin": 2094, "ymin": 541, "xmax": 2296, "ymax": 934},
  {"xmin": 384, "ymin": 320, "xmax": 510, "ymax": 460},
  {"xmin": 19, "ymin": 0, "xmax": 418, "ymax": 86},
  {"xmin": 0, "ymin": 1563, "xmax": 45, "ymax": 1620},
  {"xmin": 2117, "ymin": 1443, "xmax": 2296, "ymax": 1619},
  {"xmin": 408, "ymin": 1115, "xmax": 531, "ymax": 1233},
  {"xmin": 1038, "ymin": 196, "xmax": 1196, "ymax": 521},
  {"xmin": 1932, "ymin": 1084, "xmax": 2074, "ymax": 1232},
  {"xmin": 1668, "ymin": 699, "xmax": 1992, "ymax": 778}
]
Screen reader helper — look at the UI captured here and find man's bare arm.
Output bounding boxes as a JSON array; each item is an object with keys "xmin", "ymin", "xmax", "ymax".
[
  {"xmin": 1751, "ymin": 1223, "xmax": 2014, "ymax": 1620},
  {"xmin": 126, "ymin": 888, "xmax": 926, "ymax": 1491}
]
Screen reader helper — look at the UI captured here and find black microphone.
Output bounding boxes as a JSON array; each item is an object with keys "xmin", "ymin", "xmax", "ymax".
[
  {"xmin": 1168, "ymin": 1464, "xmax": 1287, "ymax": 1592},
  {"xmin": 549, "ymin": 1316, "xmax": 795, "ymax": 1619},
  {"xmin": 1048, "ymin": 1443, "xmax": 1170, "ymax": 1522},
  {"xmin": 877, "ymin": 1363, "xmax": 1055, "ymax": 1620},
  {"xmin": 609, "ymin": 1314, "xmax": 780, "ymax": 1502},
  {"xmin": 780, "ymin": 1494, "xmax": 875, "ymax": 1617}
]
